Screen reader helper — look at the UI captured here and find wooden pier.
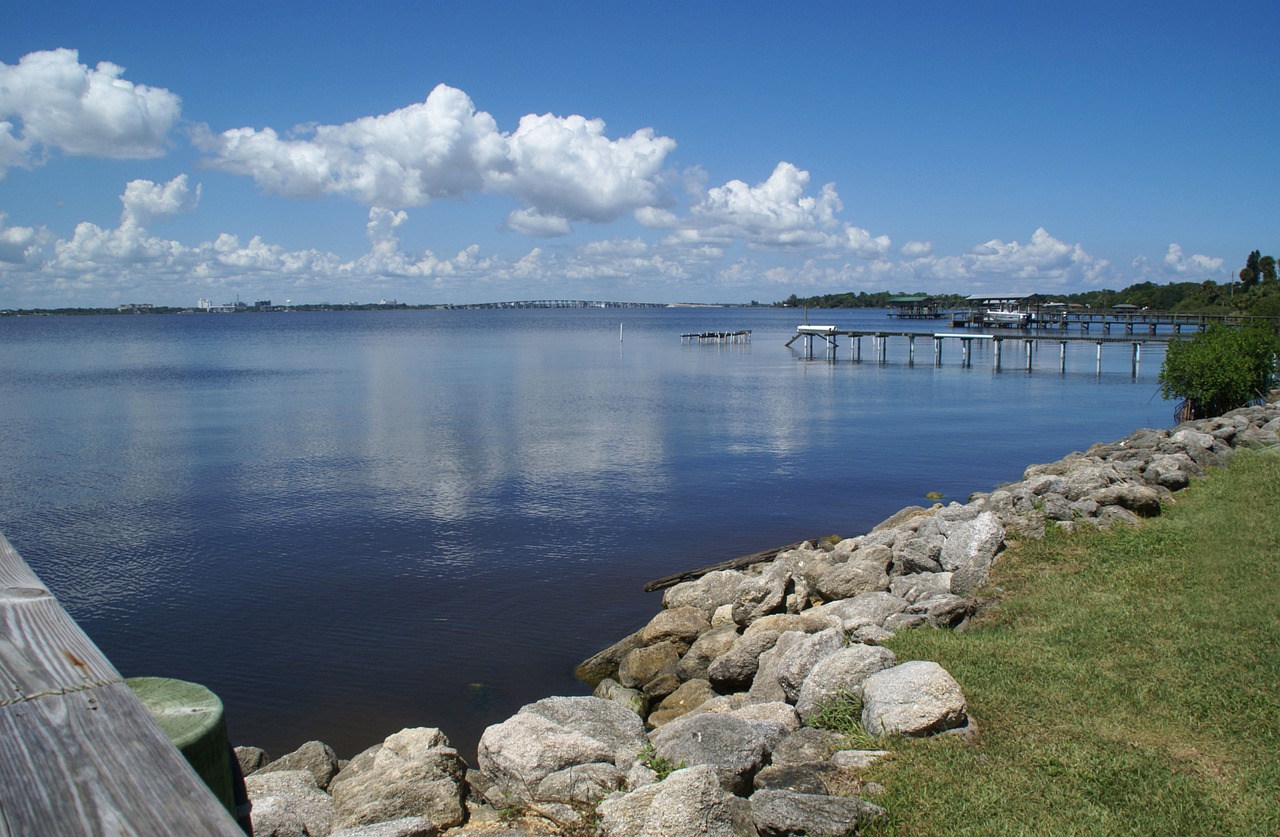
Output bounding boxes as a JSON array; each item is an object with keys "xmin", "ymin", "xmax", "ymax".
[
  {"xmin": 949, "ymin": 308, "xmax": 1280, "ymax": 336},
  {"xmin": 0, "ymin": 533, "xmax": 243, "ymax": 835},
  {"xmin": 681, "ymin": 330, "xmax": 752, "ymax": 344},
  {"xmin": 788, "ymin": 326, "xmax": 1167, "ymax": 374}
]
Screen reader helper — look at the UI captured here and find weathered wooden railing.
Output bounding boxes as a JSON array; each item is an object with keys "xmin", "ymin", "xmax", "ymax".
[{"xmin": 0, "ymin": 532, "xmax": 243, "ymax": 835}]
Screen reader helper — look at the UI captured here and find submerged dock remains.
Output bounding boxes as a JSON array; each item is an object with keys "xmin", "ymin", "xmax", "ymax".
[{"xmin": 681, "ymin": 329, "xmax": 752, "ymax": 344}]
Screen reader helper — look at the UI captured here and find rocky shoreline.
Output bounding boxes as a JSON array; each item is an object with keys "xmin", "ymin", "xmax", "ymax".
[{"xmin": 235, "ymin": 397, "xmax": 1280, "ymax": 837}]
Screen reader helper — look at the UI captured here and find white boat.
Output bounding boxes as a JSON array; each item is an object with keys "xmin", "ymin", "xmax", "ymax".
[{"xmin": 983, "ymin": 308, "xmax": 1030, "ymax": 327}]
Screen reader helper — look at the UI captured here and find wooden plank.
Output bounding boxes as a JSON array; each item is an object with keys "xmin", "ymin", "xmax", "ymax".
[
  {"xmin": 0, "ymin": 533, "xmax": 242, "ymax": 836},
  {"xmin": 643, "ymin": 539, "xmax": 814, "ymax": 592}
]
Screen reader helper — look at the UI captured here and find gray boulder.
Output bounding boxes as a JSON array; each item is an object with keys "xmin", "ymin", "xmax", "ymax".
[
  {"xmin": 767, "ymin": 627, "xmax": 847, "ymax": 703},
  {"xmin": 890, "ymin": 533, "xmax": 945, "ymax": 575},
  {"xmin": 596, "ymin": 764, "xmax": 755, "ymax": 837},
  {"xmin": 809, "ymin": 591, "xmax": 908, "ymax": 632},
  {"xmin": 677, "ymin": 624, "xmax": 740, "ymax": 682},
  {"xmin": 246, "ymin": 769, "xmax": 335, "ymax": 837},
  {"xmin": 1039, "ymin": 493, "xmax": 1075, "ymax": 521},
  {"xmin": 860, "ymin": 661, "xmax": 968, "ymax": 737},
  {"xmin": 650, "ymin": 713, "xmax": 769, "ymax": 795},
  {"xmin": 889, "ymin": 572, "xmax": 953, "ymax": 604},
  {"xmin": 576, "ymin": 629, "xmax": 645, "ymax": 686},
  {"xmin": 329, "ymin": 728, "xmax": 466, "ymax": 832},
  {"xmin": 815, "ymin": 544, "xmax": 892, "ymax": 600},
  {"xmin": 235, "ymin": 745, "xmax": 271, "ymax": 776},
  {"xmin": 731, "ymin": 563, "xmax": 790, "ymax": 625},
  {"xmin": 648, "ymin": 678, "xmax": 718, "ymax": 728},
  {"xmin": 723, "ymin": 701, "xmax": 800, "ymax": 754},
  {"xmin": 661, "ymin": 570, "xmax": 744, "ymax": 614},
  {"xmin": 940, "ymin": 511, "xmax": 1004, "ymax": 595},
  {"xmin": 257, "ymin": 740, "xmax": 341, "ymax": 790},
  {"xmin": 752, "ymin": 762, "xmax": 844, "ymax": 794},
  {"xmin": 594, "ymin": 677, "xmax": 649, "ymax": 718},
  {"xmin": 769, "ymin": 727, "xmax": 845, "ymax": 766},
  {"xmin": 1144, "ymin": 454, "xmax": 1194, "ymax": 490},
  {"xmin": 476, "ymin": 697, "xmax": 647, "ymax": 805},
  {"xmin": 707, "ymin": 630, "xmax": 780, "ymax": 690},
  {"xmin": 743, "ymin": 611, "xmax": 838, "ymax": 636},
  {"xmin": 534, "ymin": 761, "xmax": 626, "ymax": 807},
  {"xmin": 795, "ymin": 645, "xmax": 897, "ymax": 724},
  {"xmin": 909, "ymin": 593, "xmax": 974, "ymax": 628},
  {"xmin": 639, "ymin": 606, "xmax": 710, "ymax": 648},
  {"xmin": 328, "ymin": 819, "xmax": 438, "ymax": 837},
  {"xmin": 618, "ymin": 641, "xmax": 682, "ymax": 691},
  {"xmin": 831, "ymin": 749, "xmax": 891, "ymax": 769},
  {"xmin": 1088, "ymin": 483, "xmax": 1162, "ymax": 517},
  {"xmin": 751, "ymin": 789, "xmax": 886, "ymax": 837}
]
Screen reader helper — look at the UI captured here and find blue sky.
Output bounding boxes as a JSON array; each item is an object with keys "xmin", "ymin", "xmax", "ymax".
[{"xmin": 2, "ymin": 1, "xmax": 1277, "ymax": 307}]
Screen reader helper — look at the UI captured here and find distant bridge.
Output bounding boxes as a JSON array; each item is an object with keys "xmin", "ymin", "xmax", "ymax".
[{"xmin": 443, "ymin": 299, "xmax": 670, "ymax": 310}]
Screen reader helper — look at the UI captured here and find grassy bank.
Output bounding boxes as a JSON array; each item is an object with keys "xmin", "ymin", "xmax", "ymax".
[{"xmin": 863, "ymin": 449, "xmax": 1280, "ymax": 835}]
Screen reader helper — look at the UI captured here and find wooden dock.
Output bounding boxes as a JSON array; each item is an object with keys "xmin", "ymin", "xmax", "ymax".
[
  {"xmin": 949, "ymin": 308, "xmax": 1279, "ymax": 335},
  {"xmin": 788, "ymin": 326, "xmax": 1167, "ymax": 374},
  {"xmin": 0, "ymin": 533, "xmax": 243, "ymax": 835}
]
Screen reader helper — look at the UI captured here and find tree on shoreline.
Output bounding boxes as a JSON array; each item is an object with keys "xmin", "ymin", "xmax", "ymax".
[{"xmin": 1159, "ymin": 323, "xmax": 1279, "ymax": 419}]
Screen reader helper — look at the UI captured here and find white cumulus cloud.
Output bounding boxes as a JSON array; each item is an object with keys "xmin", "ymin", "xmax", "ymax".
[
  {"xmin": 0, "ymin": 49, "xmax": 181, "ymax": 176},
  {"xmin": 199, "ymin": 84, "xmax": 508, "ymax": 205},
  {"xmin": 0, "ymin": 213, "xmax": 54, "ymax": 266},
  {"xmin": 664, "ymin": 162, "xmax": 890, "ymax": 257},
  {"xmin": 199, "ymin": 83, "xmax": 677, "ymax": 235},
  {"xmin": 1161, "ymin": 243, "xmax": 1223, "ymax": 276},
  {"xmin": 907, "ymin": 227, "xmax": 1110, "ymax": 290},
  {"xmin": 120, "ymin": 174, "xmax": 200, "ymax": 228},
  {"xmin": 496, "ymin": 113, "xmax": 675, "ymax": 224}
]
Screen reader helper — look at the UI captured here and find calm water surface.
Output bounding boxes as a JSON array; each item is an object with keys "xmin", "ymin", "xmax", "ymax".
[{"xmin": 0, "ymin": 308, "xmax": 1172, "ymax": 760}]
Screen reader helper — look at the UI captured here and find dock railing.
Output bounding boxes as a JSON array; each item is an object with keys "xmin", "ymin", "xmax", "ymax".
[{"xmin": 0, "ymin": 532, "xmax": 243, "ymax": 835}]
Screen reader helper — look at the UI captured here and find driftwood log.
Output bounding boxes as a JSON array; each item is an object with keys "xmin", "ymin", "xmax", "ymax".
[
  {"xmin": 0, "ymin": 532, "xmax": 243, "ymax": 836},
  {"xmin": 643, "ymin": 539, "xmax": 816, "ymax": 592}
]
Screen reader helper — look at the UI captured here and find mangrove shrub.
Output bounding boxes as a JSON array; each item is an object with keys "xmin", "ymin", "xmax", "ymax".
[{"xmin": 1159, "ymin": 324, "xmax": 1279, "ymax": 419}]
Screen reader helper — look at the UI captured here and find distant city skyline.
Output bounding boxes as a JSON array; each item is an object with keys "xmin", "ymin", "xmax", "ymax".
[{"xmin": 2, "ymin": 2, "xmax": 1277, "ymax": 308}]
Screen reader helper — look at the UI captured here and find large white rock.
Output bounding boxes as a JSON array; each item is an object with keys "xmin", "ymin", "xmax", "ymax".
[
  {"xmin": 940, "ymin": 511, "xmax": 1004, "ymax": 595},
  {"xmin": 860, "ymin": 661, "xmax": 968, "ymax": 737},
  {"xmin": 751, "ymin": 788, "xmax": 886, "ymax": 836},
  {"xmin": 246, "ymin": 769, "xmax": 335, "ymax": 837},
  {"xmin": 794, "ymin": 645, "xmax": 897, "ymax": 724},
  {"xmin": 597, "ymin": 764, "xmax": 756, "ymax": 837},
  {"xmin": 328, "ymin": 728, "xmax": 466, "ymax": 832},
  {"xmin": 809, "ymin": 591, "xmax": 908, "ymax": 631},
  {"xmin": 762, "ymin": 627, "xmax": 847, "ymax": 704},
  {"xmin": 650, "ymin": 713, "xmax": 769, "ymax": 795},
  {"xmin": 328, "ymin": 818, "xmax": 437, "ymax": 837},
  {"xmin": 256, "ymin": 740, "xmax": 341, "ymax": 790},
  {"xmin": 476, "ymin": 697, "xmax": 646, "ymax": 805}
]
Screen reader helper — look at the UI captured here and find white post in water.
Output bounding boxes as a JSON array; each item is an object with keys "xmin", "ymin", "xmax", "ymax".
[
  {"xmin": 1025, "ymin": 340, "xmax": 1033, "ymax": 371},
  {"xmin": 1096, "ymin": 341, "xmax": 1103, "ymax": 375},
  {"xmin": 1060, "ymin": 341, "xmax": 1067, "ymax": 373},
  {"xmin": 619, "ymin": 323, "xmax": 623, "ymax": 343},
  {"xmin": 994, "ymin": 338, "xmax": 1002, "ymax": 371}
]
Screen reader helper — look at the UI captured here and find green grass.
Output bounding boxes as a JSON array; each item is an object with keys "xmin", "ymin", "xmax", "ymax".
[{"xmin": 863, "ymin": 449, "xmax": 1280, "ymax": 836}]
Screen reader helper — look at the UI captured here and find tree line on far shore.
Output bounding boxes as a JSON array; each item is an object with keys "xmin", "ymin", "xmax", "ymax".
[{"xmin": 777, "ymin": 250, "xmax": 1280, "ymax": 318}]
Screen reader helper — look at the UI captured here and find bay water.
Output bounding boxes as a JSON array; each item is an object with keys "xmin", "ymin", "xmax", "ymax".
[{"xmin": 0, "ymin": 307, "xmax": 1173, "ymax": 760}]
